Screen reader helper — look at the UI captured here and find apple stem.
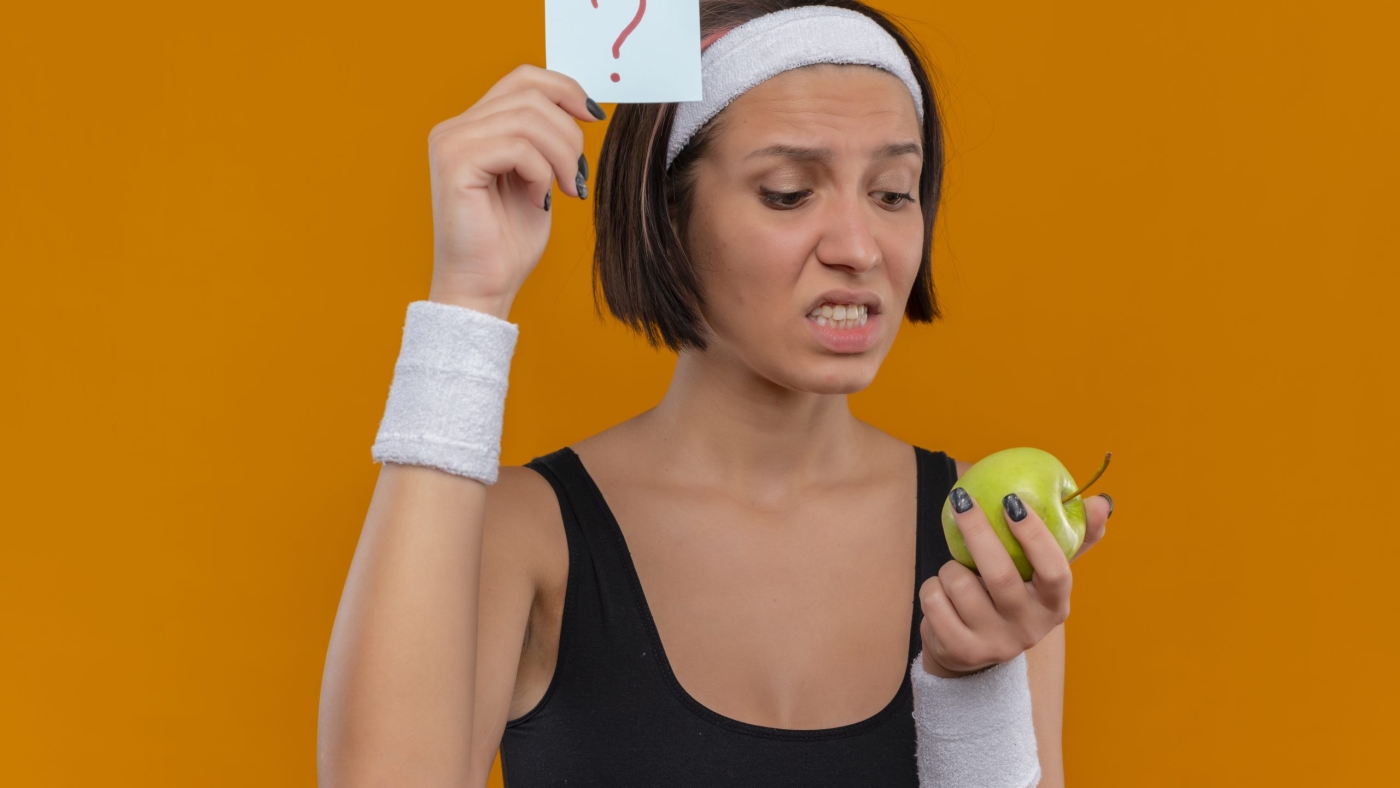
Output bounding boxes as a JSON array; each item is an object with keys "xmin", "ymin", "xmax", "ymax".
[{"xmin": 1062, "ymin": 452, "xmax": 1112, "ymax": 503}]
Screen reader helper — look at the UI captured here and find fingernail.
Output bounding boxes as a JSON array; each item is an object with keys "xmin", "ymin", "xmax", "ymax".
[
  {"xmin": 586, "ymin": 97, "xmax": 606, "ymax": 120},
  {"xmin": 543, "ymin": 190, "xmax": 551, "ymax": 212},
  {"xmin": 1099, "ymin": 492, "xmax": 1113, "ymax": 518},
  {"xmin": 576, "ymin": 172, "xmax": 588, "ymax": 200},
  {"xmin": 578, "ymin": 154, "xmax": 589, "ymax": 181},
  {"xmin": 950, "ymin": 487, "xmax": 972, "ymax": 514},
  {"xmin": 1003, "ymin": 493, "xmax": 1027, "ymax": 522}
]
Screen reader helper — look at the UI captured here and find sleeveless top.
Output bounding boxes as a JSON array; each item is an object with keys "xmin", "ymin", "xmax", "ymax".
[{"xmin": 499, "ymin": 445, "xmax": 958, "ymax": 787}]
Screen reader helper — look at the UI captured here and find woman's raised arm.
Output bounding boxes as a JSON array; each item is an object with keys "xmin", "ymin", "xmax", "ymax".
[{"xmin": 315, "ymin": 66, "xmax": 602, "ymax": 788}]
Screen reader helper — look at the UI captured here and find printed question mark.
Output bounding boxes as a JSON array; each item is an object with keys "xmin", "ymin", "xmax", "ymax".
[{"xmin": 590, "ymin": 0, "xmax": 647, "ymax": 82}]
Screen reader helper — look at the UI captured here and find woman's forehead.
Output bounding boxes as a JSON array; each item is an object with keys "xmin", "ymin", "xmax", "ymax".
[
  {"xmin": 730, "ymin": 66, "xmax": 917, "ymax": 123},
  {"xmin": 747, "ymin": 63, "xmax": 914, "ymax": 103},
  {"xmin": 740, "ymin": 141, "xmax": 923, "ymax": 166},
  {"xmin": 715, "ymin": 66, "xmax": 922, "ymax": 154}
]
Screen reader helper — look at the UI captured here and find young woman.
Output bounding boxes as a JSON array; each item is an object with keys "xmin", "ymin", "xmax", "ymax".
[{"xmin": 318, "ymin": 2, "xmax": 1111, "ymax": 786}]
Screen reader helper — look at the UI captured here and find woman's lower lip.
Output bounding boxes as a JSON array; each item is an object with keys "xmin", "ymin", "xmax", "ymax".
[{"xmin": 806, "ymin": 313, "xmax": 881, "ymax": 353}]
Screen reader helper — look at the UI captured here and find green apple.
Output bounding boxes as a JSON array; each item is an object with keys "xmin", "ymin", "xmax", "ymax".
[{"xmin": 941, "ymin": 448, "xmax": 1111, "ymax": 581}]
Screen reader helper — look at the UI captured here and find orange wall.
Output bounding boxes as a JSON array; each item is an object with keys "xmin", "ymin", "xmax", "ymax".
[{"xmin": 2, "ymin": 1, "xmax": 1396, "ymax": 785}]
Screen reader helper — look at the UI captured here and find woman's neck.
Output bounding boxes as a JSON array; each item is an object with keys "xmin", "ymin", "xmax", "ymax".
[{"xmin": 629, "ymin": 347, "xmax": 870, "ymax": 500}]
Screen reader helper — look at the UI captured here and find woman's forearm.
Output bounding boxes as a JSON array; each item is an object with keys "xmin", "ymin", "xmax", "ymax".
[
  {"xmin": 318, "ymin": 464, "xmax": 488, "ymax": 788},
  {"xmin": 912, "ymin": 651, "xmax": 1043, "ymax": 787},
  {"xmin": 1025, "ymin": 623, "xmax": 1067, "ymax": 786},
  {"xmin": 320, "ymin": 298, "xmax": 518, "ymax": 788}
]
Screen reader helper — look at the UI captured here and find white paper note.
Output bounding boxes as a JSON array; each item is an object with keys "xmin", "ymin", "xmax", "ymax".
[{"xmin": 545, "ymin": 0, "xmax": 702, "ymax": 103}]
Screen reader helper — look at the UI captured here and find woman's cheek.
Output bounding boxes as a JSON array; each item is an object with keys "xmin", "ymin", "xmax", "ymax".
[{"xmin": 893, "ymin": 225, "xmax": 924, "ymax": 288}]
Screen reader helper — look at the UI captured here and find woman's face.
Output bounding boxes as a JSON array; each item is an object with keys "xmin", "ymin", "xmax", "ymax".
[{"xmin": 683, "ymin": 63, "xmax": 926, "ymax": 395}]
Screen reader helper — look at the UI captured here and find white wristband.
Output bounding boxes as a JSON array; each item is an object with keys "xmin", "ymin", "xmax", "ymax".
[
  {"xmin": 370, "ymin": 300, "xmax": 519, "ymax": 484},
  {"xmin": 911, "ymin": 652, "xmax": 1041, "ymax": 788}
]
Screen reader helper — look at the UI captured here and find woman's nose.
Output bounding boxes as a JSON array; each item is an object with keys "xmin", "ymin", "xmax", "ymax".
[{"xmin": 814, "ymin": 196, "xmax": 881, "ymax": 273}]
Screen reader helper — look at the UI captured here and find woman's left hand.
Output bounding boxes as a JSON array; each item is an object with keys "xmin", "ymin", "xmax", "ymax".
[{"xmin": 918, "ymin": 492, "xmax": 1112, "ymax": 678}]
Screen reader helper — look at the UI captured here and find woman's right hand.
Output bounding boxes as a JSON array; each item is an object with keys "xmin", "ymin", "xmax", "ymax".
[
  {"xmin": 918, "ymin": 492, "xmax": 1079, "ymax": 678},
  {"xmin": 425, "ymin": 65, "xmax": 604, "ymax": 318}
]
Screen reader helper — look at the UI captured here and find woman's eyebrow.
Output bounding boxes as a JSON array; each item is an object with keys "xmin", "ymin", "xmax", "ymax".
[{"xmin": 743, "ymin": 142, "xmax": 922, "ymax": 162}]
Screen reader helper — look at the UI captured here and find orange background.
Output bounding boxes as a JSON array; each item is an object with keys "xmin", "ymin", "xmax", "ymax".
[{"xmin": 2, "ymin": 1, "xmax": 1396, "ymax": 785}]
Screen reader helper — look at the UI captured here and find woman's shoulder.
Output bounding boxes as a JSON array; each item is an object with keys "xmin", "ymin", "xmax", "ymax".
[
  {"xmin": 953, "ymin": 457, "xmax": 971, "ymax": 479},
  {"xmin": 486, "ymin": 415, "xmax": 631, "ymax": 520},
  {"xmin": 481, "ymin": 464, "xmax": 569, "ymax": 592},
  {"xmin": 860, "ymin": 422, "xmax": 972, "ymax": 480},
  {"xmin": 482, "ymin": 424, "xmax": 638, "ymax": 595}
]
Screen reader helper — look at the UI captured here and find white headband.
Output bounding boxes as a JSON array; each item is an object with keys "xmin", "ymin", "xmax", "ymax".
[{"xmin": 665, "ymin": 6, "xmax": 925, "ymax": 170}]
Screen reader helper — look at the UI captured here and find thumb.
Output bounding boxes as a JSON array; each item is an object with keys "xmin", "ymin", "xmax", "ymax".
[{"xmin": 1072, "ymin": 493, "xmax": 1112, "ymax": 562}]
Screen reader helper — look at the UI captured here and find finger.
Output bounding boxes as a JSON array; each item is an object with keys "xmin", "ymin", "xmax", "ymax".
[
  {"xmin": 460, "ymin": 88, "xmax": 587, "ymax": 155},
  {"xmin": 920, "ymin": 577, "xmax": 976, "ymax": 659},
  {"xmin": 463, "ymin": 89, "xmax": 589, "ymax": 198},
  {"xmin": 947, "ymin": 486, "xmax": 1030, "ymax": 612},
  {"xmin": 461, "ymin": 136, "xmax": 556, "ymax": 209},
  {"xmin": 936, "ymin": 559, "xmax": 1001, "ymax": 629},
  {"xmin": 481, "ymin": 64, "xmax": 605, "ymax": 124},
  {"xmin": 1072, "ymin": 493, "xmax": 1111, "ymax": 562},
  {"xmin": 1001, "ymin": 493, "xmax": 1073, "ymax": 611},
  {"xmin": 458, "ymin": 108, "xmax": 585, "ymax": 198}
]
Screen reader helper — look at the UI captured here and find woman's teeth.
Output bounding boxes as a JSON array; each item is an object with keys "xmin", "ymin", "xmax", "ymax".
[{"xmin": 807, "ymin": 303, "xmax": 869, "ymax": 329}]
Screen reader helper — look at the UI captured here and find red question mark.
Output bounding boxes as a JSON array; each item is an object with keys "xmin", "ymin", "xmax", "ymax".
[{"xmin": 591, "ymin": 0, "xmax": 647, "ymax": 82}]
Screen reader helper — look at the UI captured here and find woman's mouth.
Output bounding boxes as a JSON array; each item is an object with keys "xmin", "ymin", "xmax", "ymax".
[
  {"xmin": 804, "ymin": 303, "xmax": 879, "ymax": 353},
  {"xmin": 805, "ymin": 303, "xmax": 869, "ymax": 329}
]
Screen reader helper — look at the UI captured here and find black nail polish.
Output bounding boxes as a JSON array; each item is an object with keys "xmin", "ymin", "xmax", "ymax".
[
  {"xmin": 1003, "ymin": 493, "xmax": 1027, "ymax": 522},
  {"xmin": 576, "ymin": 172, "xmax": 588, "ymax": 200},
  {"xmin": 586, "ymin": 97, "xmax": 606, "ymax": 120},
  {"xmin": 950, "ymin": 487, "xmax": 972, "ymax": 514},
  {"xmin": 578, "ymin": 154, "xmax": 589, "ymax": 181},
  {"xmin": 1099, "ymin": 493, "xmax": 1113, "ymax": 518},
  {"xmin": 543, "ymin": 190, "xmax": 551, "ymax": 212}
]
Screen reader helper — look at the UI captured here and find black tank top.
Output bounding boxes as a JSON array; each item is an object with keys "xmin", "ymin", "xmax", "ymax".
[{"xmin": 499, "ymin": 445, "xmax": 957, "ymax": 787}]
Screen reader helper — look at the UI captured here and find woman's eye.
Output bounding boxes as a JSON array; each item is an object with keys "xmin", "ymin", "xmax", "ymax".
[
  {"xmin": 761, "ymin": 187, "xmax": 912, "ymax": 208},
  {"xmin": 761, "ymin": 187, "xmax": 806, "ymax": 208},
  {"xmin": 877, "ymin": 191, "xmax": 916, "ymax": 208}
]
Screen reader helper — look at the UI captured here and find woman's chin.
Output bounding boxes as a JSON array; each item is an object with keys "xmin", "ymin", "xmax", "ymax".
[
  {"xmin": 789, "ymin": 363, "xmax": 880, "ymax": 395},
  {"xmin": 721, "ymin": 330, "xmax": 887, "ymax": 394}
]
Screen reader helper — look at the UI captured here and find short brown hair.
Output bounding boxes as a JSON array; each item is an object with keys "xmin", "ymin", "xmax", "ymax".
[{"xmin": 593, "ymin": 0, "xmax": 946, "ymax": 352}]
